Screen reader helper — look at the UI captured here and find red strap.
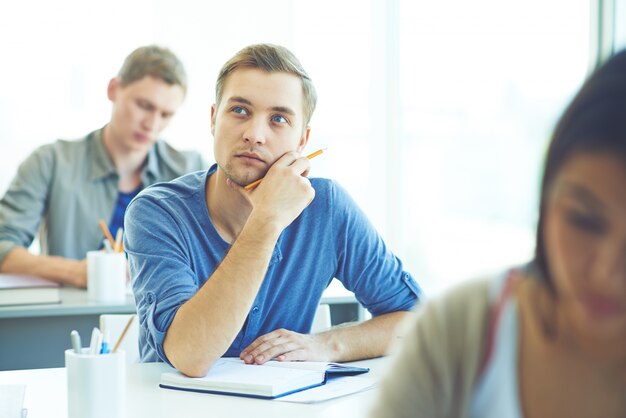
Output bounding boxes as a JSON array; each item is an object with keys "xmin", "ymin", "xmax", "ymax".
[{"xmin": 477, "ymin": 270, "xmax": 519, "ymax": 377}]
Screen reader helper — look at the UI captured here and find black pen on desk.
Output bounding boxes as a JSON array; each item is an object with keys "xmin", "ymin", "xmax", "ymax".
[{"xmin": 70, "ymin": 330, "xmax": 82, "ymax": 354}]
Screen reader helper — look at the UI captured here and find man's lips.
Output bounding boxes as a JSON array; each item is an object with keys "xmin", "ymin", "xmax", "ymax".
[
  {"xmin": 133, "ymin": 132, "xmax": 152, "ymax": 142},
  {"xmin": 236, "ymin": 152, "xmax": 265, "ymax": 163}
]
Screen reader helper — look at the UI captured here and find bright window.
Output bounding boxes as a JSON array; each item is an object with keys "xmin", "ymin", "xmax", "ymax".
[
  {"xmin": 616, "ymin": 0, "xmax": 626, "ymax": 50},
  {"xmin": 0, "ymin": 1, "xmax": 592, "ymax": 294},
  {"xmin": 397, "ymin": 0, "xmax": 590, "ymax": 292}
]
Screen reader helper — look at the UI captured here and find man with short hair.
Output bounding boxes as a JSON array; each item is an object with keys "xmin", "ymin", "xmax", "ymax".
[
  {"xmin": 125, "ymin": 44, "xmax": 421, "ymax": 377},
  {"xmin": 0, "ymin": 45, "xmax": 206, "ymax": 287}
]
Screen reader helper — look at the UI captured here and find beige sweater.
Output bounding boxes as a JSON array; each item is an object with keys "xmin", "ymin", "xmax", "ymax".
[{"xmin": 369, "ymin": 278, "xmax": 492, "ymax": 418}]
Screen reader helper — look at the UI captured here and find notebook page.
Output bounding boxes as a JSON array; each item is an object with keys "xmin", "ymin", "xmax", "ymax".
[
  {"xmin": 162, "ymin": 358, "xmax": 323, "ymax": 395},
  {"xmin": 276, "ymin": 376, "xmax": 377, "ymax": 403}
]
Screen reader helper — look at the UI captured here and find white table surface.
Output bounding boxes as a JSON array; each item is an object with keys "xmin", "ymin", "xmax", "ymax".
[{"xmin": 0, "ymin": 357, "xmax": 389, "ymax": 418}]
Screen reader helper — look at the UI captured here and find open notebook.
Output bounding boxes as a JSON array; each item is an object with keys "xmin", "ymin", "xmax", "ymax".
[{"xmin": 160, "ymin": 357, "xmax": 369, "ymax": 399}]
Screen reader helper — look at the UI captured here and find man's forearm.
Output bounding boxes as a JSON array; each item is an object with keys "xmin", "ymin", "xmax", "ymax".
[
  {"xmin": 316, "ymin": 311, "xmax": 415, "ymax": 362},
  {"xmin": 0, "ymin": 247, "xmax": 87, "ymax": 287},
  {"xmin": 163, "ymin": 216, "xmax": 282, "ymax": 377}
]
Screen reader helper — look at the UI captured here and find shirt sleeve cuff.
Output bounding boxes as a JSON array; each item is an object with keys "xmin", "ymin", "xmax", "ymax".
[{"xmin": 143, "ymin": 290, "xmax": 177, "ymax": 367}]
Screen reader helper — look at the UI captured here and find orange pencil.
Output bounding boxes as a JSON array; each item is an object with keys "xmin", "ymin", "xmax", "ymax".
[
  {"xmin": 243, "ymin": 148, "xmax": 326, "ymax": 191},
  {"xmin": 112, "ymin": 315, "xmax": 135, "ymax": 353},
  {"xmin": 98, "ymin": 219, "xmax": 116, "ymax": 250},
  {"xmin": 113, "ymin": 227, "xmax": 123, "ymax": 253}
]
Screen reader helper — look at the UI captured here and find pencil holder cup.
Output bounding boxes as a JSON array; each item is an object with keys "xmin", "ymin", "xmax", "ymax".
[
  {"xmin": 87, "ymin": 251, "xmax": 126, "ymax": 303},
  {"xmin": 65, "ymin": 348, "xmax": 126, "ymax": 418}
]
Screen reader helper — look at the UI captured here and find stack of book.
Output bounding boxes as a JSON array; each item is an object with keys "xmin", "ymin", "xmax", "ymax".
[{"xmin": 0, "ymin": 274, "xmax": 61, "ymax": 306}]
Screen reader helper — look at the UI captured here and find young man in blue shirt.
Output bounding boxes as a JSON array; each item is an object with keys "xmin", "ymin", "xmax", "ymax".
[{"xmin": 125, "ymin": 44, "xmax": 421, "ymax": 377}]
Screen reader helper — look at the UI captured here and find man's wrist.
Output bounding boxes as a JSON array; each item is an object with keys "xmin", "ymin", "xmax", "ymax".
[
  {"xmin": 314, "ymin": 331, "xmax": 345, "ymax": 362},
  {"xmin": 245, "ymin": 212, "xmax": 284, "ymax": 241},
  {"xmin": 43, "ymin": 255, "xmax": 87, "ymax": 287}
]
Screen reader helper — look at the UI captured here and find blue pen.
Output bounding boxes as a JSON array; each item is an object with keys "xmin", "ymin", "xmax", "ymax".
[{"xmin": 100, "ymin": 331, "xmax": 110, "ymax": 354}]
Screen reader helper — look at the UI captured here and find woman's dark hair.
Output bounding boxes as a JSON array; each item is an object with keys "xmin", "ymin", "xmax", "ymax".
[{"xmin": 534, "ymin": 49, "xmax": 626, "ymax": 287}]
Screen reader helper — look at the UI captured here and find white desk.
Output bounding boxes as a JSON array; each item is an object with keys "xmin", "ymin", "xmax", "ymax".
[
  {"xmin": 0, "ymin": 357, "xmax": 388, "ymax": 418},
  {"xmin": 0, "ymin": 281, "xmax": 361, "ymax": 370}
]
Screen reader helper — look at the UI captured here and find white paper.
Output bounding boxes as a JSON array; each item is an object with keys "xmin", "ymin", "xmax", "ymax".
[
  {"xmin": 275, "ymin": 376, "xmax": 377, "ymax": 403},
  {"xmin": 0, "ymin": 384, "xmax": 26, "ymax": 418}
]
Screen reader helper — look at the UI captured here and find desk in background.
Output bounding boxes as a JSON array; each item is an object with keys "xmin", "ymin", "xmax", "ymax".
[
  {"xmin": 0, "ymin": 357, "xmax": 387, "ymax": 418},
  {"xmin": 0, "ymin": 287, "xmax": 135, "ymax": 370},
  {"xmin": 0, "ymin": 280, "xmax": 361, "ymax": 370}
]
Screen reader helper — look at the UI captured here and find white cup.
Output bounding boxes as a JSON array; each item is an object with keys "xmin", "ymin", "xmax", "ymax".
[
  {"xmin": 87, "ymin": 251, "xmax": 126, "ymax": 303},
  {"xmin": 65, "ymin": 348, "xmax": 126, "ymax": 418}
]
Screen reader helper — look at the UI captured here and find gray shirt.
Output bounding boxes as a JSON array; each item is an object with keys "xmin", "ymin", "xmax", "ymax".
[{"xmin": 0, "ymin": 127, "xmax": 207, "ymax": 264}]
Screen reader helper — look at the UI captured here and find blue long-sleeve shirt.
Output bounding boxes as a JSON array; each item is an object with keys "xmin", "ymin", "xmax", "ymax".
[{"xmin": 124, "ymin": 164, "xmax": 421, "ymax": 364}]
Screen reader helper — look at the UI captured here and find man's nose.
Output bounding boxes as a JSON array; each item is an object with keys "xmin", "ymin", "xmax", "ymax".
[
  {"xmin": 242, "ymin": 117, "xmax": 267, "ymax": 145},
  {"xmin": 142, "ymin": 111, "xmax": 162, "ymax": 133}
]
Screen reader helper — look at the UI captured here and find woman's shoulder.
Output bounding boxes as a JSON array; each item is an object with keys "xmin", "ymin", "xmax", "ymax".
[
  {"xmin": 373, "ymin": 276, "xmax": 501, "ymax": 418},
  {"xmin": 422, "ymin": 277, "xmax": 493, "ymax": 325},
  {"xmin": 411, "ymin": 272, "xmax": 525, "ymax": 375}
]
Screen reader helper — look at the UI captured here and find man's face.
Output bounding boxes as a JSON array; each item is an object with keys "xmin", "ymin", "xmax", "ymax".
[
  {"xmin": 211, "ymin": 68, "xmax": 310, "ymax": 187},
  {"xmin": 107, "ymin": 76, "xmax": 185, "ymax": 153}
]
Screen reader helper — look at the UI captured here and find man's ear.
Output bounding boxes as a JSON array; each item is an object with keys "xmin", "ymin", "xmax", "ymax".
[
  {"xmin": 210, "ymin": 104, "xmax": 217, "ymax": 136},
  {"xmin": 107, "ymin": 78, "xmax": 119, "ymax": 101},
  {"xmin": 298, "ymin": 126, "xmax": 311, "ymax": 152}
]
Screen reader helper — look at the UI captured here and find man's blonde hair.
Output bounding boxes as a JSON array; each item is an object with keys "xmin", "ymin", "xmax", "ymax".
[
  {"xmin": 118, "ymin": 45, "xmax": 187, "ymax": 95},
  {"xmin": 215, "ymin": 44, "xmax": 317, "ymax": 128}
]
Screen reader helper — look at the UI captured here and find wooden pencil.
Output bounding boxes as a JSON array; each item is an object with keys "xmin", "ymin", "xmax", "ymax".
[
  {"xmin": 98, "ymin": 219, "xmax": 116, "ymax": 250},
  {"xmin": 113, "ymin": 228, "xmax": 123, "ymax": 253},
  {"xmin": 112, "ymin": 315, "xmax": 135, "ymax": 354},
  {"xmin": 243, "ymin": 148, "xmax": 326, "ymax": 191}
]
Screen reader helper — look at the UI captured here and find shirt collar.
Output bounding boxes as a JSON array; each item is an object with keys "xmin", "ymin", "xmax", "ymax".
[
  {"xmin": 89, "ymin": 127, "xmax": 116, "ymax": 181},
  {"xmin": 89, "ymin": 126, "xmax": 161, "ymax": 182},
  {"xmin": 143, "ymin": 141, "xmax": 161, "ymax": 181}
]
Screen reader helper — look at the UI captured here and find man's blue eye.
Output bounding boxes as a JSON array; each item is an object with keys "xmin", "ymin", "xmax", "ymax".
[
  {"xmin": 272, "ymin": 115, "xmax": 287, "ymax": 123},
  {"xmin": 232, "ymin": 106, "xmax": 247, "ymax": 115}
]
